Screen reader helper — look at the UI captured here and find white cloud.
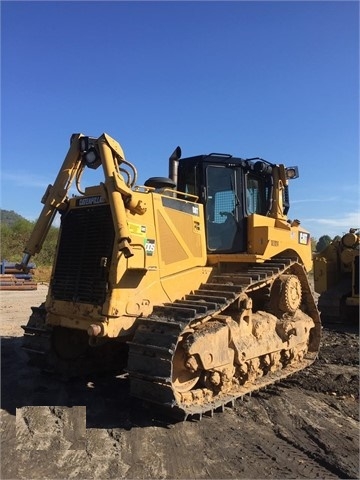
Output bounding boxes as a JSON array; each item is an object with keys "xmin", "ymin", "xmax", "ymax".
[
  {"xmin": 292, "ymin": 183, "xmax": 359, "ymax": 205},
  {"xmin": 2, "ymin": 171, "xmax": 80, "ymax": 198},
  {"xmin": 305, "ymin": 211, "xmax": 360, "ymax": 228},
  {"xmin": 2, "ymin": 172, "xmax": 49, "ymax": 189},
  {"xmin": 304, "ymin": 211, "xmax": 360, "ymax": 239},
  {"xmin": 292, "ymin": 197, "xmax": 339, "ymax": 204}
]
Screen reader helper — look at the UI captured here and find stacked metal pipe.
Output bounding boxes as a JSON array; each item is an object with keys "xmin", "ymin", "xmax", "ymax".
[{"xmin": 0, "ymin": 261, "xmax": 37, "ymax": 290}]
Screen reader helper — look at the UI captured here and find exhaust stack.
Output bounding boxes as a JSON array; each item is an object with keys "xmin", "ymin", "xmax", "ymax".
[{"xmin": 168, "ymin": 146, "xmax": 181, "ymax": 188}]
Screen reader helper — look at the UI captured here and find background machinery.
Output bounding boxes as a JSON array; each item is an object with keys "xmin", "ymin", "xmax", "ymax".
[
  {"xmin": 313, "ymin": 229, "xmax": 359, "ymax": 323},
  {"xmin": 19, "ymin": 133, "xmax": 321, "ymax": 418}
]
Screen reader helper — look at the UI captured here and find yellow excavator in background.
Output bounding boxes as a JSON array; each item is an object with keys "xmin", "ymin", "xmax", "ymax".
[
  {"xmin": 313, "ymin": 229, "xmax": 359, "ymax": 323},
  {"xmin": 18, "ymin": 133, "xmax": 320, "ymax": 419}
]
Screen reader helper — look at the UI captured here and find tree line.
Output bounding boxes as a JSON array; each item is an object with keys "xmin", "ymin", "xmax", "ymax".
[{"xmin": 1, "ymin": 211, "xmax": 59, "ymax": 266}]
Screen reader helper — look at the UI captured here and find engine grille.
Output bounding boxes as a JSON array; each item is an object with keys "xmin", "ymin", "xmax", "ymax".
[{"xmin": 52, "ymin": 205, "xmax": 115, "ymax": 305}]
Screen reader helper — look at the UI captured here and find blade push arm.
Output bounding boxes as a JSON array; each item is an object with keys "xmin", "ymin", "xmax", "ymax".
[{"xmin": 17, "ymin": 134, "xmax": 84, "ymax": 270}]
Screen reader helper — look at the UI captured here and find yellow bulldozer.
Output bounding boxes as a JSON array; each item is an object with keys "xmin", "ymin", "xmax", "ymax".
[
  {"xmin": 313, "ymin": 229, "xmax": 359, "ymax": 323},
  {"xmin": 19, "ymin": 133, "xmax": 320, "ymax": 419}
]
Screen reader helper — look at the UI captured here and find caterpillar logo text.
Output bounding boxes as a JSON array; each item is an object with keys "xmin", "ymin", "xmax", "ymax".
[{"xmin": 77, "ymin": 196, "xmax": 105, "ymax": 207}]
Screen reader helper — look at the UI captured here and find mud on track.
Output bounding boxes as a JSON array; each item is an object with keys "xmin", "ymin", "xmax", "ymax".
[{"xmin": 1, "ymin": 285, "xmax": 359, "ymax": 479}]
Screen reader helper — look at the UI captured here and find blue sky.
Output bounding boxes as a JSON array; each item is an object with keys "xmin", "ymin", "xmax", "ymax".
[{"xmin": 1, "ymin": 0, "xmax": 359, "ymax": 240}]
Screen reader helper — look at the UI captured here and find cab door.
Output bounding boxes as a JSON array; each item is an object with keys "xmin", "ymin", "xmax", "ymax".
[{"xmin": 205, "ymin": 165, "xmax": 246, "ymax": 253}]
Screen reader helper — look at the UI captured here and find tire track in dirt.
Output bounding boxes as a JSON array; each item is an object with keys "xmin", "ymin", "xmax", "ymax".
[
  {"xmin": 251, "ymin": 379, "xmax": 359, "ymax": 479},
  {"xmin": 207, "ymin": 401, "xmax": 342, "ymax": 479}
]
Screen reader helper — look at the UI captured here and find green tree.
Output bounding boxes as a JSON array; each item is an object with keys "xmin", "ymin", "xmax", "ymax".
[
  {"xmin": 0, "ymin": 218, "xmax": 58, "ymax": 266},
  {"xmin": 35, "ymin": 226, "xmax": 59, "ymax": 265},
  {"xmin": 310, "ymin": 237, "xmax": 317, "ymax": 252},
  {"xmin": 0, "ymin": 219, "xmax": 34, "ymax": 261},
  {"xmin": 316, "ymin": 235, "xmax": 332, "ymax": 253}
]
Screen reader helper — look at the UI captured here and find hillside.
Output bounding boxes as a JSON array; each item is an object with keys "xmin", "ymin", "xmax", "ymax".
[{"xmin": 0, "ymin": 209, "xmax": 29, "ymax": 227}]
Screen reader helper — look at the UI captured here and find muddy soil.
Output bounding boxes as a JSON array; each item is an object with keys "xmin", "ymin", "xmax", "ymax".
[{"xmin": 1, "ymin": 285, "xmax": 359, "ymax": 479}]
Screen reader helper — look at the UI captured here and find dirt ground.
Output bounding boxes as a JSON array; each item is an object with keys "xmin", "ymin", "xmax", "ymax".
[{"xmin": 1, "ymin": 284, "xmax": 359, "ymax": 480}]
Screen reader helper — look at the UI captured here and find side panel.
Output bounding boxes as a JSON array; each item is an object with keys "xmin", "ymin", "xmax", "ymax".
[
  {"xmin": 247, "ymin": 214, "xmax": 313, "ymax": 270},
  {"xmin": 153, "ymin": 195, "xmax": 207, "ymax": 278}
]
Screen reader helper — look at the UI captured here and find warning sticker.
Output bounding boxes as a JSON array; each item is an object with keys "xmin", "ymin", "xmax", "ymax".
[
  {"xmin": 145, "ymin": 239, "xmax": 156, "ymax": 255},
  {"xmin": 129, "ymin": 223, "xmax": 147, "ymax": 236}
]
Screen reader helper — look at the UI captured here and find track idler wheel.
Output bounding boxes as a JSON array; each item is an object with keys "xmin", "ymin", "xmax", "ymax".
[
  {"xmin": 270, "ymin": 274, "xmax": 302, "ymax": 315},
  {"xmin": 172, "ymin": 333, "xmax": 201, "ymax": 393}
]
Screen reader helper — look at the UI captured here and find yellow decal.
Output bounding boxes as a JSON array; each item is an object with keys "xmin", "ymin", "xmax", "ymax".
[{"xmin": 128, "ymin": 223, "xmax": 146, "ymax": 236}]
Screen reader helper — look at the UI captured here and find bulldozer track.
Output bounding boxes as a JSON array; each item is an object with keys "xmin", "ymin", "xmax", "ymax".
[
  {"xmin": 22, "ymin": 306, "xmax": 52, "ymax": 369},
  {"xmin": 22, "ymin": 307, "xmax": 128, "ymax": 378},
  {"xmin": 127, "ymin": 258, "xmax": 321, "ymax": 419},
  {"xmin": 22, "ymin": 258, "xmax": 320, "ymax": 418}
]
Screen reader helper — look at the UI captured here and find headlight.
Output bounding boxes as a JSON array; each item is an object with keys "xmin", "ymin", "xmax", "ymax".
[
  {"xmin": 83, "ymin": 147, "xmax": 101, "ymax": 169},
  {"xmin": 285, "ymin": 166, "xmax": 299, "ymax": 179}
]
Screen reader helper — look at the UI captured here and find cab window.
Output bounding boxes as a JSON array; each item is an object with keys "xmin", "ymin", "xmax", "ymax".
[{"xmin": 246, "ymin": 174, "xmax": 268, "ymax": 215}]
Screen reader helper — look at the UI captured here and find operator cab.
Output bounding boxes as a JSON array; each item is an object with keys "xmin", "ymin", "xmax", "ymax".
[{"xmin": 175, "ymin": 153, "xmax": 277, "ymax": 254}]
